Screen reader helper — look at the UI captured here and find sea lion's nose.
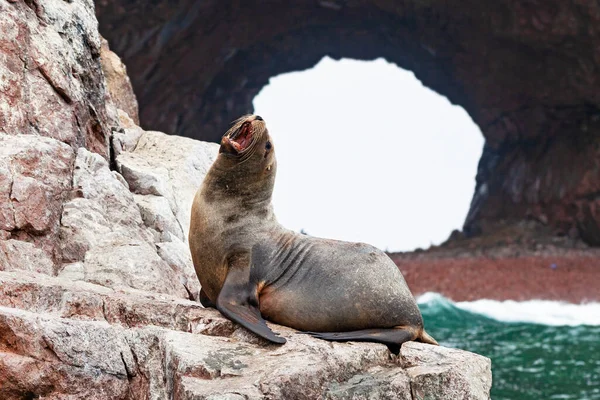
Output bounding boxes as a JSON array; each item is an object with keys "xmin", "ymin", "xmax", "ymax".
[{"xmin": 254, "ymin": 115, "xmax": 263, "ymax": 121}]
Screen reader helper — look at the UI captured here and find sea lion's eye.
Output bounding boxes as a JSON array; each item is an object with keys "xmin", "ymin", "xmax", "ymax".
[{"xmin": 265, "ymin": 141, "xmax": 272, "ymax": 150}]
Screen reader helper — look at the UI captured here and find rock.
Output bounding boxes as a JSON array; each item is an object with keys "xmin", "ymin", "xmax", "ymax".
[
  {"xmin": 0, "ymin": 270, "xmax": 216, "ymax": 330},
  {"xmin": 0, "ymin": 240, "xmax": 54, "ymax": 276},
  {"xmin": 135, "ymin": 194, "xmax": 185, "ymax": 241},
  {"xmin": 116, "ymin": 129, "xmax": 218, "ymax": 241},
  {"xmin": 83, "ymin": 238, "xmax": 189, "ymax": 297},
  {"xmin": 0, "ymin": 0, "xmax": 492, "ymax": 398},
  {"xmin": 70, "ymin": 148, "xmax": 144, "ymax": 230},
  {"xmin": 57, "ymin": 147, "xmax": 189, "ymax": 297},
  {"xmin": 112, "ymin": 110, "xmax": 145, "ymax": 156},
  {"xmin": 0, "ymin": 0, "xmax": 204, "ymax": 299},
  {"xmin": 59, "ymin": 148, "xmax": 150, "ymax": 259},
  {"xmin": 0, "ymin": 307, "xmax": 136, "ymax": 377},
  {"xmin": 59, "ymin": 197, "xmax": 114, "ymax": 262},
  {"xmin": 157, "ymin": 236, "xmax": 201, "ymax": 300},
  {"xmin": 0, "ymin": 352, "xmax": 130, "ymax": 400},
  {"xmin": 401, "ymin": 342, "xmax": 492, "ymax": 400},
  {"xmin": 0, "ymin": 136, "xmax": 73, "ymax": 235},
  {"xmin": 0, "ymin": 135, "xmax": 74, "ymax": 266},
  {"xmin": 0, "ymin": 0, "xmax": 120, "ymax": 274},
  {"xmin": 96, "ymin": 0, "xmax": 600, "ymax": 246},
  {"xmin": 0, "ymin": 306, "xmax": 132, "ymax": 399},
  {"xmin": 324, "ymin": 367, "xmax": 412, "ymax": 400},
  {"xmin": 1, "ymin": 0, "xmax": 115, "ymax": 154},
  {"xmin": 107, "ymin": 128, "xmax": 218, "ymax": 299},
  {"xmin": 100, "ymin": 37, "xmax": 140, "ymax": 124},
  {"xmin": 125, "ymin": 326, "xmax": 171, "ymax": 400},
  {"xmin": 57, "ymin": 262, "xmax": 85, "ymax": 281},
  {"xmin": 0, "ymin": 270, "xmax": 492, "ymax": 399}
]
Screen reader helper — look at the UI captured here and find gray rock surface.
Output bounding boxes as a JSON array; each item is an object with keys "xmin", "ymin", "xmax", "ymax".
[
  {"xmin": 100, "ymin": 37, "xmax": 140, "ymax": 124},
  {"xmin": 401, "ymin": 341, "xmax": 493, "ymax": 400},
  {"xmin": 115, "ymin": 127, "xmax": 219, "ymax": 241},
  {"xmin": 0, "ymin": 270, "xmax": 492, "ymax": 399},
  {"xmin": 0, "ymin": 239, "xmax": 54, "ymax": 276}
]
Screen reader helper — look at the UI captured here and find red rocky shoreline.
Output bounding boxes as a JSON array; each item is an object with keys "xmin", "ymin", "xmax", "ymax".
[{"xmin": 390, "ymin": 246, "xmax": 600, "ymax": 304}]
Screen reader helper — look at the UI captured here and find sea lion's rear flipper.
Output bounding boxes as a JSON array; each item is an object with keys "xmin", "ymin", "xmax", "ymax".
[
  {"xmin": 216, "ymin": 266, "xmax": 286, "ymax": 344},
  {"xmin": 303, "ymin": 327, "xmax": 418, "ymax": 355},
  {"xmin": 418, "ymin": 329, "xmax": 439, "ymax": 345}
]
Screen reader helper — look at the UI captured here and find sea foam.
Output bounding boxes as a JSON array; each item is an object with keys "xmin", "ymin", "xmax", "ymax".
[{"xmin": 417, "ymin": 292, "xmax": 600, "ymax": 326}]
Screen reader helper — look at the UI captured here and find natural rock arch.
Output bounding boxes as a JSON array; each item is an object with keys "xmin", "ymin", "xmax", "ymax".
[{"xmin": 96, "ymin": 0, "xmax": 600, "ymax": 245}]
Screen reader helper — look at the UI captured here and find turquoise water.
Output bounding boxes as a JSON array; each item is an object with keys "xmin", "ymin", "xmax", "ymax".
[{"xmin": 419, "ymin": 295, "xmax": 600, "ymax": 400}]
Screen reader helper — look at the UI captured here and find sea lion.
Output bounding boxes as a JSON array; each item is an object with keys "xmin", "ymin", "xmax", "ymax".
[{"xmin": 189, "ymin": 114, "xmax": 437, "ymax": 353}]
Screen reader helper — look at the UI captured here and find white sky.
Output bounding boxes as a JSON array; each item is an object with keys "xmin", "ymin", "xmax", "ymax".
[{"xmin": 253, "ymin": 57, "xmax": 484, "ymax": 252}]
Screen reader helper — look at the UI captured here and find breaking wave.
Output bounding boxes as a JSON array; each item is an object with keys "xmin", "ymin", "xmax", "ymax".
[{"xmin": 417, "ymin": 292, "xmax": 600, "ymax": 326}]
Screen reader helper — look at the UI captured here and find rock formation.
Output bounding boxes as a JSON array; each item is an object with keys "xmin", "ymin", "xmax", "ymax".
[
  {"xmin": 95, "ymin": 0, "xmax": 600, "ymax": 247},
  {"xmin": 0, "ymin": 1, "xmax": 491, "ymax": 398}
]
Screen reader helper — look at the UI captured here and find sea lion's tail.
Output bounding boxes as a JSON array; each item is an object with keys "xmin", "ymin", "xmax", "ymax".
[{"xmin": 417, "ymin": 329, "xmax": 439, "ymax": 345}]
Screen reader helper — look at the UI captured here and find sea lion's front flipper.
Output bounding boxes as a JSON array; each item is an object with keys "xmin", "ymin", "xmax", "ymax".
[
  {"xmin": 303, "ymin": 327, "xmax": 417, "ymax": 355},
  {"xmin": 216, "ymin": 266, "xmax": 286, "ymax": 344}
]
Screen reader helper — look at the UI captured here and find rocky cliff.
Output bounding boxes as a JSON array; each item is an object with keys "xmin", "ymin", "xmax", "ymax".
[
  {"xmin": 0, "ymin": 1, "xmax": 491, "ymax": 399},
  {"xmin": 95, "ymin": 0, "xmax": 600, "ymax": 248}
]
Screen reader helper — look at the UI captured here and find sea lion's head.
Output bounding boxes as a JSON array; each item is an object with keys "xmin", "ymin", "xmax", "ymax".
[
  {"xmin": 218, "ymin": 114, "xmax": 275, "ymax": 170},
  {"xmin": 211, "ymin": 115, "xmax": 277, "ymax": 198}
]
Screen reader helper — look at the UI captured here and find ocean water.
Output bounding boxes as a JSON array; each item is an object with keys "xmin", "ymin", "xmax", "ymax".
[{"xmin": 418, "ymin": 294, "xmax": 600, "ymax": 400}]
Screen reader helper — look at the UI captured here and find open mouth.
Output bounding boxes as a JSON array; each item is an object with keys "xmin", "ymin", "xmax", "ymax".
[{"xmin": 227, "ymin": 121, "xmax": 254, "ymax": 153}]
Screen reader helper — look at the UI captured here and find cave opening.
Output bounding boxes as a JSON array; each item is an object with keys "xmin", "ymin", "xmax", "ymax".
[
  {"xmin": 253, "ymin": 56, "xmax": 484, "ymax": 252},
  {"xmin": 96, "ymin": 0, "xmax": 600, "ymax": 247}
]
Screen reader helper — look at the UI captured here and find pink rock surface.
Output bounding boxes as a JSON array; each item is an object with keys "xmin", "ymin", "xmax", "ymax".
[{"xmin": 0, "ymin": 270, "xmax": 491, "ymax": 399}]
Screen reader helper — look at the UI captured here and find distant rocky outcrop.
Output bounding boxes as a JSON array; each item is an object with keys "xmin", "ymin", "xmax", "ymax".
[
  {"xmin": 96, "ymin": 0, "xmax": 600, "ymax": 247},
  {"xmin": 0, "ymin": 1, "xmax": 491, "ymax": 398}
]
